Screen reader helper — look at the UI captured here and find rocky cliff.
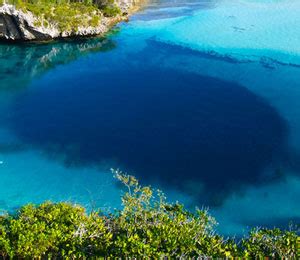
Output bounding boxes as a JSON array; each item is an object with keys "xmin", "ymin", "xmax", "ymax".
[{"xmin": 0, "ymin": 0, "xmax": 142, "ymax": 41}]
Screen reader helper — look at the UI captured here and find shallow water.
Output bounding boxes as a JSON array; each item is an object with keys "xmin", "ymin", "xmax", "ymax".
[{"xmin": 0, "ymin": 0, "xmax": 300, "ymax": 235}]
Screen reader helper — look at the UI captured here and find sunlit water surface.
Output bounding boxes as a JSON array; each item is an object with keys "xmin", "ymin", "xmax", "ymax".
[{"xmin": 0, "ymin": 0, "xmax": 300, "ymax": 235}]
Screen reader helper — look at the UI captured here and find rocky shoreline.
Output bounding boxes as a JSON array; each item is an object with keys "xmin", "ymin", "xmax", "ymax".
[{"xmin": 0, "ymin": 0, "xmax": 143, "ymax": 41}]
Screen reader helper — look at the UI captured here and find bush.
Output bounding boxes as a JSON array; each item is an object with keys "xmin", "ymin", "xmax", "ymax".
[
  {"xmin": 0, "ymin": 216, "xmax": 10, "ymax": 258},
  {"xmin": 0, "ymin": 170, "xmax": 298, "ymax": 258},
  {"xmin": 2, "ymin": 202, "xmax": 112, "ymax": 258},
  {"xmin": 100, "ymin": 4, "xmax": 121, "ymax": 17},
  {"xmin": 242, "ymin": 228, "xmax": 298, "ymax": 258},
  {"xmin": 110, "ymin": 171, "xmax": 235, "ymax": 258}
]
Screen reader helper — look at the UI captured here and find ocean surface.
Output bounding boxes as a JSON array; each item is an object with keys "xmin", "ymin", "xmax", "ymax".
[{"xmin": 0, "ymin": 0, "xmax": 300, "ymax": 235}]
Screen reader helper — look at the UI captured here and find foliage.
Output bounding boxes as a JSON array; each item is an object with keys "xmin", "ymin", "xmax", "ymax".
[
  {"xmin": 100, "ymin": 4, "xmax": 121, "ymax": 17},
  {"xmin": 242, "ymin": 227, "xmax": 298, "ymax": 259},
  {"xmin": 111, "ymin": 170, "xmax": 234, "ymax": 258},
  {"xmin": 1, "ymin": 202, "xmax": 112, "ymax": 258},
  {"xmin": 0, "ymin": 170, "xmax": 298, "ymax": 258},
  {"xmin": 1, "ymin": 0, "xmax": 123, "ymax": 32}
]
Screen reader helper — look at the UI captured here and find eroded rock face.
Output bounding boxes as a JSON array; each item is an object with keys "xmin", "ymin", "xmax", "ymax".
[
  {"xmin": 0, "ymin": 4, "xmax": 60, "ymax": 41},
  {"xmin": 0, "ymin": 1, "xmax": 141, "ymax": 41}
]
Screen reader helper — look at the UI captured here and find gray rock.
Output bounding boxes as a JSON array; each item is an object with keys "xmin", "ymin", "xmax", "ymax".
[{"xmin": 0, "ymin": 4, "xmax": 59, "ymax": 40}]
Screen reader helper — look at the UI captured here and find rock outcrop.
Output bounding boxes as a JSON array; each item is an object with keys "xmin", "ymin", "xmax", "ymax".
[
  {"xmin": 0, "ymin": 4, "xmax": 59, "ymax": 41},
  {"xmin": 0, "ymin": 0, "xmax": 142, "ymax": 41}
]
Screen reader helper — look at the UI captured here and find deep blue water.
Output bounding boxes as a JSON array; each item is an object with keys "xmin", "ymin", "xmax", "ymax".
[
  {"xmin": 9, "ymin": 44, "xmax": 288, "ymax": 202},
  {"xmin": 0, "ymin": 0, "xmax": 300, "ymax": 235}
]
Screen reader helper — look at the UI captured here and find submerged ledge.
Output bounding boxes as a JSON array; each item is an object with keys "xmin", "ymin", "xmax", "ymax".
[{"xmin": 0, "ymin": 0, "xmax": 144, "ymax": 42}]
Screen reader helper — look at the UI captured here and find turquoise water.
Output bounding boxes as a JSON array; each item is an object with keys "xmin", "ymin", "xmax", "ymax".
[{"xmin": 1, "ymin": 0, "xmax": 300, "ymax": 236}]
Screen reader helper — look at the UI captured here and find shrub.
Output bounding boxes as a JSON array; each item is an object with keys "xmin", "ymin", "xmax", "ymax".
[
  {"xmin": 100, "ymin": 4, "xmax": 121, "ymax": 17},
  {"xmin": 0, "ymin": 170, "xmax": 298, "ymax": 258},
  {"xmin": 0, "ymin": 216, "xmax": 11, "ymax": 258},
  {"xmin": 4, "ymin": 202, "xmax": 112, "ymax": 258},
  {"xmin": 242, "ymin": 227, "xmax": 298, "ymax": 258},
  {"xmin": 110, "ymin": 171, "xmax": 234, "ymax": 258}
]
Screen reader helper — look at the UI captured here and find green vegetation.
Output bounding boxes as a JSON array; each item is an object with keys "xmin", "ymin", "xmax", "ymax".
[
  {"xmin": 2, "ymin": 0, "xmax": 123, "ymax": 32},
  {"xmin": 0, "ymin": 170, "xmax": 298, "ymax": 258},
  {"xmin": 101, "ymin": 4, "xmax": 121, "ymax": 17}
]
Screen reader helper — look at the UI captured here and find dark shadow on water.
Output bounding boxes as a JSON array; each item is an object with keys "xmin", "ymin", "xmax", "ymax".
[{"xmin": 8, "ymin": 65, "xmax": 289, "ymax": 204}]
